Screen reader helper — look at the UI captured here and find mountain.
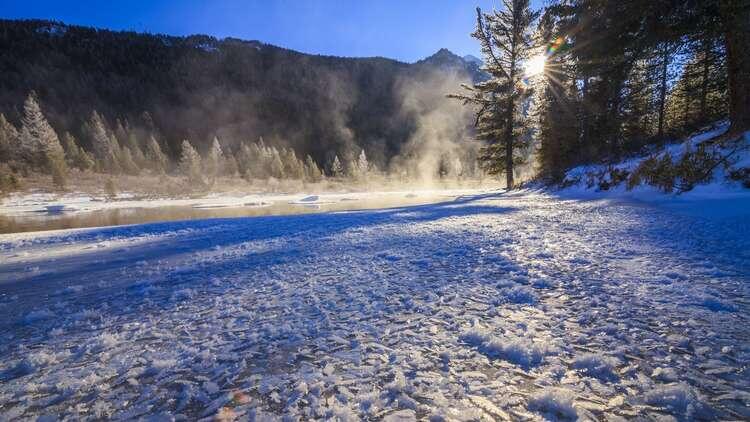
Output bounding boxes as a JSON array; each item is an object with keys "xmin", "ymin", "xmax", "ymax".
[
  {"xmin": 413, "ymin": 48, "xmax": 486, "ymax": 82},
  {"xmin": 0, "ymin": 19, "xmax": 485, "ymax": 167},
  {"xmin": 462, "ymin": 54, "xmax": 483, "ymax": 67}
]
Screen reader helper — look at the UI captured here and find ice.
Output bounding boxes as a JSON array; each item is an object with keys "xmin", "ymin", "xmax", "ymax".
[
  {"xmin": 0, "ymin": 188, "xmax": 747, "ymax": 420},
  {"xmin": 460, "ymin": 328, "xmax": 551, "ymax": 368},
  {"xmin": 643, "ymin": 383, "xmax": 709, "ymax": 420},
  {"xmin": 572, "ymin": 353, "xmax": 619, "ymax": 382},
  {"xmin": 527, "ymin": 388, "xmax": 578, "ymax": 421}
]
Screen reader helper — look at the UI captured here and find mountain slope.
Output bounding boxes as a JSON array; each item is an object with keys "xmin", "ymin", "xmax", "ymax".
[{"xmin": 0, "ymin": 19, "xmax": 484, "ymax": 167}]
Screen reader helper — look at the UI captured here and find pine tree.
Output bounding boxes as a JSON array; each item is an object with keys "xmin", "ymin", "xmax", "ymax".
[
  {"xmin": 223, "ymin": 153, "xmax": 239, "ymax": 177},
  {"xmin": 304, "ymin": 155, "xmax": 323, "ymax": 182},
  {"xmin": 144, "ymin": 135, "xmax": 168, "ymax": 173},
  {"xmin": 61, "ymin": 132, "xmax": 95, "ymax": 171},
  {"xmin": 125, "ymin": 131, "xmax": 146, "ymax": 168},
  {"xmin": 179, "ymin": 139, "xmax": 203, "ymax": 184},
  {"xmin": 87, "ymin": 110, "xmax": 120, "ymax": 173},
  {"xmin": 355, "ymin": 149, "xmax": 369, "ymax": 179},
  {"xmin": 0, "ymin": 113, "xmax": 18, "ymax": 163},
  {"xmin": 18, "ymin": 92, "xmax": 67, "ymax": 178},
  {"xmin": 281, "ymin": 147, "xmax": 304, "ymax": 180},
  {"xmin": 19, "ymin": 92, "xmax": 65, "ymax": 171},
  {"xmin": 716, "ymin": 0, "xmax": 750, "ymax": 134},
  {"xmin": 330, "ymin": 155, "xmax": 344, "ymax": 178},
  {"xmin": 268, "ymin": 146, "xmax": 285, "ymax": 179},
  {"xmin": 205, "ymin": 137, "xmax": 225, "ymax": 179},
  {"xmin": 120, "ymin": 146, "xmax": 140, "ymax": 175},
  {"xmin": 451, "ymin": 1, "xmax": 539, "ymax": 188}
]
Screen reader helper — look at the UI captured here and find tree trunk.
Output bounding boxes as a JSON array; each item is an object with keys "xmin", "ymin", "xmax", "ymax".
[
  {"xmin": 505, "ymin": 135, "xmax": 514, "ymax": 189},
  {"xmin": 657, "ymin": 44, "xmax": 669, "ymax": 139},
  {"xmin": 504, "ymin": 97, "xmax": 516, "ymax": 189},
  {"xmin": 721, "ymin": 1, "xmax": 750, "ymax": 134},
  {"xmin": 699, "ymin": 38, "xmax": 710, "ymax": 124}
]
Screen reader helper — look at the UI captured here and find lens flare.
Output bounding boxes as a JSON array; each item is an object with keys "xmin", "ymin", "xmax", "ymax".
[{"xmin": 524, "ymin": 55, "xmax": 546, "ymax": 77}]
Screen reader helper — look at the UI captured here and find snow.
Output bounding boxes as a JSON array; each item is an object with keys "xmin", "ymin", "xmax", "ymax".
[
  {"xmin": 0, "ymin": 188, "xmax": 748, "ymax": 420},
  {"xmin": 556, "ymin": 122, "xmax": 750, "ymax": 208}
]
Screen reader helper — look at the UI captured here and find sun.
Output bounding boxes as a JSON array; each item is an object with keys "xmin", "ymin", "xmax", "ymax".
[{"xmin": 524, "ymin": 54, "xmax": 546, "ymax": 77}]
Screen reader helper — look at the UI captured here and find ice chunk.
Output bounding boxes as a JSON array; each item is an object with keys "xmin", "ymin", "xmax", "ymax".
[{"xmin": 527, "ymin": 388, "xmax": 578, "ymax": 421}]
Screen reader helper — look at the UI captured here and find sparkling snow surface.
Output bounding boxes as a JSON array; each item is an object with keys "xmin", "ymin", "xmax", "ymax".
[{"xmin": 0, "ymin": 191, "xmax": 748, "ymax": 420}]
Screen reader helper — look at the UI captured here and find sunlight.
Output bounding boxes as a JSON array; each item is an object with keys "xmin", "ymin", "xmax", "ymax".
[{"xmin": 524, "ymin": 54, "xmax": 546, "ymax": 77}]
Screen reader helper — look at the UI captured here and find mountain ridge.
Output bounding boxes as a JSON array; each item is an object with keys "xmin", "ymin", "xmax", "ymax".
[{"xmin": 0, "ymin": 19, "xmax": 484, "ymax": 166}]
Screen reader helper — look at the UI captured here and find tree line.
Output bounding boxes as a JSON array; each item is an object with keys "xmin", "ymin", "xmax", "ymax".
[
  {"xmin": 456, "ymin": 0, "xmax": 748, "ymax": 186},
  {"xmin": 1, "ymin": 92, "xmax": 464, "ymax": 190}
]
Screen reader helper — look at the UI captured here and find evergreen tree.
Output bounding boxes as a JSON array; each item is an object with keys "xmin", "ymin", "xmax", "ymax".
[
  {"xmin": 18, "ymin": 92, "xmax": 67, "ymax": 177},
  {"xmin": 716, "ymin": 0, "xmax": 750, "ymax": 133},
  {"xmin": 144, "ymin": 135, "xmax": 168, "ymax": 173},
  {"xmin": 205, "ymin": 137, "xmax": 225, "ymax": 179},
  {"xmin": 19, "ymin": 92, "xmax": 65, "ymax": 171},
  {"xmin": 451, "ymin": 1, "xmax": 539, "ymax": 188},
  {"xmin": 179, "ymin": 140, "xmax": 203, "ymax": 184},
  {"xmin": 61, "ymin": 132, "xmax": 95, "ymax": 171},
  {"xmin": 281, "ymin": 147, "xmax": 304, "ymax": 180},
  {"xmin": 87, "ymin": 110, "xmax": 120, "ymax": 173},
  {"xmin": 304, "ymin": 155, "xmax": 323, "ymax": 182},
  {"xmin": 355, "ymin": 149, "xmax": 369, "ymax": 179},
  {"xmin": 0, "ymin": 113, "xmax": 18, "ymax": 163},
  {"xmin": 534, "ymin": 13, "xmax": 580, "ymax": 182},
  {"xmin": 267, "ymin": 146, "xmax": 285, "ymax": 179},
  {"xmin": 223, "ymin": 153, "xmax": 239, "ymax": 177},
  {"xmin": 120, "ymin": 146, "xmax": 140, "ymax": 175},
  {"xmin": 125, "ymin": 131, "xmax": 146, "ymax": 168},
  {"xmin": 330, "ymin": 155, "xmax": 344, "ymax": 178}
]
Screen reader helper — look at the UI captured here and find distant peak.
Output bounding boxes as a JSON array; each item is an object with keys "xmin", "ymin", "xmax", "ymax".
[{"xmin": 431, "ymin": 48, "xmax": 458, "ymax": 58}]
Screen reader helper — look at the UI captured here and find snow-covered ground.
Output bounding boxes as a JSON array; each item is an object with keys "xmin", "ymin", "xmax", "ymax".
[
  {"xmin": 558, "ymin": 123, "xmax": 750, "ymax": 200},
  {"xmin": 1, "ymin": 189, "xmax": 748, "ymax": 420}
]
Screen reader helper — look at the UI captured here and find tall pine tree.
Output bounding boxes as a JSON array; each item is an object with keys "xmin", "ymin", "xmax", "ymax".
[{"xmin": 451, "ymin": 1, "xmax": 539, "ymax": 188}]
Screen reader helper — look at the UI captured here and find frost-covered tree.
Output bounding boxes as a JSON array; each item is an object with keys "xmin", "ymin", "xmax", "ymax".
[
  {"xmin": 281, "ymin": 148, "xmax": 304, "ymax": 180},
  {"xmin": 304, "ymin": 155, "xmax": 323, "ymax": 182},
  {"xmin": 0, "ymin": 113, "xmax": 18, "ymax": 162},
  {"xmin": 205, "ymin": 137, "xmax": 225, "ymax": 178},
  {"xmin": 18, "ymin": 93, "xmax": 67, "ymax": 179},
  {"xmin": 120, "ymin": 146, "xmax": 140, "ymax": 175},
  {"xmin": 61, "ymin": 132, "xmax": 95, "ymax": 171},
  {"xmin": 355, "ymin": 149, "xmax": 369, "ymax": 179},
  {"xmin": 235, "ymin": 142, "xmax": 254, "ymax": 179},
  {"xmin": 124, "ymin": 131, "xmax": 146, "ymax": 168},
  {"xmin": 144, "ymin": 135, "xmax": 168, "ymax": 173},
  {"xmin": 223, "ymin": 153, "xmax": 239, "ymax": 177},
  {"xmin": 179, "ymin": 139, "xmax": 203, "ymax": 184},
  {"xmin": 87, "ymin": 111, "xmax": 120, "ymax": 173},
  {"xmin": 268, "ymin": 147, "xmax": 285, "ymax": 179},
  {"xmin": 330, "ymin": 155, "xmax": 344, "ymax": 178}
]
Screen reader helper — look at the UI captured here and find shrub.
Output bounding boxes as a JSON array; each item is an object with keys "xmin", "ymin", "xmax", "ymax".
[
  {"xmin": 675, "ymin": 144, "xmax": 721, "ymax": 191},
  {"xmin": 631, "ymin": 154, "xmax": 676, "ymax": 192}
]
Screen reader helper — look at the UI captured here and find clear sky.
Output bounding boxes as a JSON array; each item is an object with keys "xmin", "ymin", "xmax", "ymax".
[{"xmin": 1, "ymin": 0, "xmax": 545, "ymax": 63}]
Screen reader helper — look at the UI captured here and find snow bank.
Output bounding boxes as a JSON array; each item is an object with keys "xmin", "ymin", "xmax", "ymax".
[{"xmin": 555, "ymin": 123, "xmax": 750, "ymax": 205}]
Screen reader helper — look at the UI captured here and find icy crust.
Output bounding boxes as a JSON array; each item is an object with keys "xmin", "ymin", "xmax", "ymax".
[{"xmin": 0, "ymin": 192, "xmax": 748, "ymax": 420}]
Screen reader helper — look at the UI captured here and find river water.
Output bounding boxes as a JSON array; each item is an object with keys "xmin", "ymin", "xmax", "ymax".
[{"xmin": 0, "ymin": 192, "xmax": 464, "ymax": 234}]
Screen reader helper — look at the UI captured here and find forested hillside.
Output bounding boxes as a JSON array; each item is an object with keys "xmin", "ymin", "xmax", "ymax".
[{"xmin": 0, "ymin": 19, "xmax": 483, "ymax": 171}]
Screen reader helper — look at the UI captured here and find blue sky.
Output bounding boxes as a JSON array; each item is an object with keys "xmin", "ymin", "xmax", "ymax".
[{"xmin": 2, "ymin": 0, "xmax": 545, "ymax": 63}]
